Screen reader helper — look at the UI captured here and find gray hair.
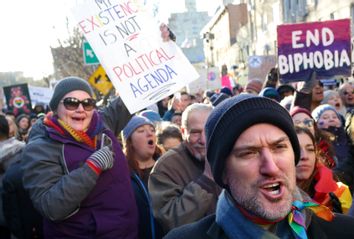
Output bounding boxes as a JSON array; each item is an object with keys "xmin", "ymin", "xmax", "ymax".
[{"xmin": 181, "ymin": 103, "xmax": 213, "ymax": 130}]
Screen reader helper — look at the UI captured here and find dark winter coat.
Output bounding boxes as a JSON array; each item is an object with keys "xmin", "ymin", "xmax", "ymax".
[
  {"xmin": 2, "ymin": 161, "xmax": 43, "ymax": 239},
  {"xmin": 164, "ymin": 212, "xmax": 354, "ymax": 239}
]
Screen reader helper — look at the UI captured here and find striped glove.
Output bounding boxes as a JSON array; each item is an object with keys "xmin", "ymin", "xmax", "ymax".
[{"xmin": 86, "ymin": 146, "xmax": 114, "ymax": 175}]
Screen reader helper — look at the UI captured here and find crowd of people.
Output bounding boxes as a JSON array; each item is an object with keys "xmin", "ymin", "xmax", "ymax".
[
  {"xmin": 1, "ymin": 67, "xmax": 354, "ymax": 238},
  {"xmin": 1, "ymin": 25, "xmax": 354, "ymax": 239}
]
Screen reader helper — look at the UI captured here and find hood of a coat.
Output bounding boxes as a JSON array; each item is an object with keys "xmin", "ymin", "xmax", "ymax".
[{"xmin": 0, "ymin": 137, "xmax": 25, "ymax": 165}]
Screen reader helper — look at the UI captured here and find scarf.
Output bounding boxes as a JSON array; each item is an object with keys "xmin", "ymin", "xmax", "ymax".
[
  {"xmin": 216, "ymin": 190, "xmax": 333, "ymax": 239},
  {"xmin": 43, "ymin": 111, "xmax": 104, "ymax": 149}
]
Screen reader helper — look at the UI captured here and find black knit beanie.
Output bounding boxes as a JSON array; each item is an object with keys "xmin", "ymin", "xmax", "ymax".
[
  {"xmin": 205, "ymin": 94, "xmax": 300, "ymax": 187},
  {"xmin": 49, "ymin": 77, "xmax": 94, "ymax": 111}
]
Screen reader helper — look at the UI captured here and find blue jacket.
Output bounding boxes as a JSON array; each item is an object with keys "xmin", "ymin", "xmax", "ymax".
[{"xmin": 131, "ymin": 172, "xmax": 163, "ymax": 239}]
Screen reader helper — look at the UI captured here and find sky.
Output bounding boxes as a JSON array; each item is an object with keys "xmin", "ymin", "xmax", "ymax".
[{"xmin": 0, "ymin": 0, "xmax": 220, "ymax": 80}]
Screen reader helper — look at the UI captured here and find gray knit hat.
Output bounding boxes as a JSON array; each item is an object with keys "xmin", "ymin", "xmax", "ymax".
[
  {"xmin": 123, "ymin": 115, "xmax": 154, "ymax": 141},
  {"xmin": 205, "ymin": 94, "xmax": 300, "ymax": 187},
  {"xmin": 311, "ymin": 104, "xmax": 341, "ymax": 123},
  {"xmin": 49, "ymin": 77, "xmax": 94, "ymax": 111}
]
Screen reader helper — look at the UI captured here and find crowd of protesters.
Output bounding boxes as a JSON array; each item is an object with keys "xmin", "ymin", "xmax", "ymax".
[
  {"xmin": 1, "ymin": 66, "xmax": 354, "ymax": 238},
  {"xmin": 1, "ymin": 26, "xmax": 354, "ymax": 239}
]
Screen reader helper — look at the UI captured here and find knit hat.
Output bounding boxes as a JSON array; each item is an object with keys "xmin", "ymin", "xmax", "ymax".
[
  {"xmin": 245, "ymin": 79, "xmax": 263, "ymax": 94},
  {"xmin": 210, "ymin": 93, "xmax": 230, "ymax": 106},
  {"xmin": 321, "ymin": 90, "xmax": 339, "ymax": 105},
  {"xmin": 277, "ymin": 84, "xmax": 295, "ymax": 96},
  {"xmin": 15, "ymin": 113, "xmax": 30, "ymax": 126},
  {"xmin": 259, "ymin": 87, "xmax": 281, "ymax": 102},
  {"xmin": 138, "ymin": 110, "xmax": 162, "ymax": 123},
  {"xmin": 311, "ymin": 104, "xmax": 340, "ymax": 123},
  {"xmin": 220, "ymin": 87, "xmax": 233, "ymax": 97},
  {"xmin": 289, "ymin": 106, "xmax": 312, "ymax": 119},
  {"xmin": 49, "ymin": 77, "xmax": 94, "ymax": 111},
  {"xmin": 205, "ymin": 94, "xmax": 300, "ymax": 187},
  {"xmin": 123, "ymin": 115, "xmax": 154, "ymax": 141}
]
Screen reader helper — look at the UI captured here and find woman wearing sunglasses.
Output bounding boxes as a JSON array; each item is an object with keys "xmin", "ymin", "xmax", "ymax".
[{"xmin": 21, "ymin": 77, "xmax": 138, "ymax": 238}]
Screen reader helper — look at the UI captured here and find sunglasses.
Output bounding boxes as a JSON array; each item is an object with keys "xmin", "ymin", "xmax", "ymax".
[
  {"xmin": 294, "ymin": 119, "xmax": 314, "ymax": 127},
  {"xmin": 60, "ymin": 97, "xmax": 96, "ymax": 111}
]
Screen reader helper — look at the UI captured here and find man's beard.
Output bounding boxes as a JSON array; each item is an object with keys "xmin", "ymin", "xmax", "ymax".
[
  {"xmin": 185, "ymin": 142, "xmax": 205, "ymax": 161},
  {"xmin": 230, "ymin": 177, "xmax": 296, "ymax": 221}
]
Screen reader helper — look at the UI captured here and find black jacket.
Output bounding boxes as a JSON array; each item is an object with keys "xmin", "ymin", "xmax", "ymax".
[
  {"xmin": 2, "ymin": 161, "xmax": 43, "ymax": 239},
  {"xmin": 164, "ymin": 213, "xmax": 354, "ymax": 239}
]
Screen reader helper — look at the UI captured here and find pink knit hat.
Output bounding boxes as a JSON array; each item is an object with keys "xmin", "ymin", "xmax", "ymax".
[
  {"xmin": 289, "ymin": 106, "xmax": 312, "ymax": 118},
  {"xmin": 245, "ymin": 79, "xmax": 263, "ymax": 94}
]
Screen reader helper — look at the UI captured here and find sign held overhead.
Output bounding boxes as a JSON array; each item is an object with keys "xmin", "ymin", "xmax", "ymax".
[
  {"xmin": 73, "ymin": 0, "xmax": 199, "ymax": 113},
  {"xmin": 277, "ymin": 19, "xmax": 351, "ymax": 83}
]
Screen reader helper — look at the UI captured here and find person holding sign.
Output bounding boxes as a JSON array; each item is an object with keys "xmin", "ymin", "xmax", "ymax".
[{"xmin": 21, "ymin": 77, "xmax": 138, "ymax": 238}]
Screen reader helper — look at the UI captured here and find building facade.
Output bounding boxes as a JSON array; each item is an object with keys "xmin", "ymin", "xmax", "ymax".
[{"xmin": 168, "ymin": 0, "xmax": 211, "ymax": 63}]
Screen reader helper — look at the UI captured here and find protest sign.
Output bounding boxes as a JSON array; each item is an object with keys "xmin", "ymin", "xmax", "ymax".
[
  {"xmin": 72, "ymin": 0, "xmax": 199, "ymax": 113},
  {"xmin": 28, "ymin": 85, "xmax": 53, "ymax": 106},
  {"xmin": 3, "ymin": 83, "xmax": 32, "ymax": 117},
  {"xmin": 186, "ymin": 64, "xmax": 221, "ymax": 94},
  {"xmin": 277, "ymin": 19, "xmax": 351, "ymax": 83},
  {"xmin": 248, "ymin": 55, "xmax": 276, "ymax": 82}
]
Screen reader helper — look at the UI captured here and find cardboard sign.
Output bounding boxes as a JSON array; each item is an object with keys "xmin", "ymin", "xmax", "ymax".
[
  {"xmin": 277, "ymin": 19, "xmax": 351, "ymax": 83},
  {"xmin": 186, "ymin": 65, "xmax": 221, "ymax": 94},
  {"xmin": 248, "ymin": 55, "xmax": 276, "ymax": 82},
  {"xmin": 72, "ymin": 0, "xmax": 199, "ymax": 113},
  {"xmin": 28, "ymin": 86, "xmax": 53, "ymax": 106},
  {"xmin": 3, "ymin": 83, "xmax": 32, "ymax": 117}
]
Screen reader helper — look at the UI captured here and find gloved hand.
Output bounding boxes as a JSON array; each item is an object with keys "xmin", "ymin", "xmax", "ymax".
[
  {"xmin": 329, "ymin": 192, "xmax": 343, "ymax": 213},
  {"xmin": 86, "ymin": 146, "xmax": 114, "ymax": 175}
]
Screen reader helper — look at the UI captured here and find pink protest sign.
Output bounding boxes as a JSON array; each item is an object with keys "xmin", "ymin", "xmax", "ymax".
[{"xmin": 277, "ymin": 19, "xmax": 351, "ymax": 83}]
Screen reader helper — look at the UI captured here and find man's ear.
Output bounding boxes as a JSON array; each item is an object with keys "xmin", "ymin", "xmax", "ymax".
[{"xmin": 180, "ymin": 127, "xmax": 187, "ymax": 140}]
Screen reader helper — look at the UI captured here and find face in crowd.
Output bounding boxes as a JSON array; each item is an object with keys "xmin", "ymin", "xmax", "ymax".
[
  {"xmin": 311, "ymin": 81, "xmax": 324, "ymax": 103},
  {"xmin": 326, "ymin": 92, "xmax": 344, "ymax": 112},
  {"xmin": 179, "ymin": 93, "xmax": 192, "ymax": 112},
  {"xmin": 56, "ymin": 90, "xmax": 95, "ymax": 131},
  {"xmin": 339, "ymin": 83, "xmax": 354, "ymax": 107},
  {"xmin": 181, "ymin": 105, "xmax": 211, "ymax": 161},
  {"xmin": 295, "ymin": 128, "xmax": 317, "ymax": 184},
  {"xmin": 18, "ymin": 116, "xmax": 30, "ymax": 130},
  {"xmin": 130, "ymin": 124, "xmax": 157, "ymax": 161},
  {"xmin": 292, "ymin": 112, "xmax": 315, "ymax": 135},
  {"xmin": 317, "ymin": 109, "xmax": 341, "ymax": 129},
  {"xmin": 222, "ymin": 123, "xmax": 297, "ymax": 221}
]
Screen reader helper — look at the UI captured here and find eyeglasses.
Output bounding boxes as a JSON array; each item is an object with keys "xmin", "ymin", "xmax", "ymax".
[
  {"xmin": 343, "ymin": 90, "xmax": 354, "ymax": 96},
  {"xmin": 294, "ymin": 119, "xmax": 314, "ymax": 127},
  {"xmin": 60, "ymin": 97, "xmax": 96, "ymax": 111}
]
